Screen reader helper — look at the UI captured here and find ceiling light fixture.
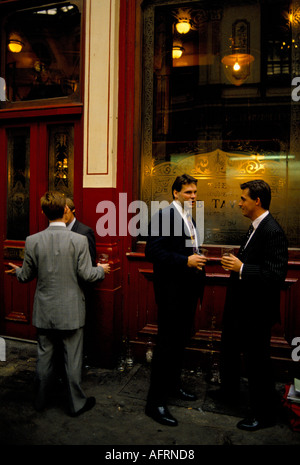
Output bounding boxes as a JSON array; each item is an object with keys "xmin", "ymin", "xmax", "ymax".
[
  {"xmin": 176, "ymin": 20, "xmax": 191, "ymax": 34},
  {"xmin": 172, "ymin": 45, "xmax": 184, "ymax": 59},
  {"xmin": 221, "ymin": 53, "xmax": 254, "ymax": 86},
  {"xmin": 8, "ymin": 39, "xmax": 24, "ymax": 53}
]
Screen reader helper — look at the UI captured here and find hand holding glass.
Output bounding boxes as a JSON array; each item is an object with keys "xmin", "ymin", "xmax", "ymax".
[
  {"xmin": 97, "ymin": 254, "xmax": 110, "ymax": 274},
  {"xmin": 98, "ymin": 253, "xmax": 109, "ymax": 264},
  {"xmin": 221, "ymin": 247, "xmax": 235, "ymax": 271},
  {"xmin": 193, "ymin": 247, "xmax": 208, "ymax": 270}
]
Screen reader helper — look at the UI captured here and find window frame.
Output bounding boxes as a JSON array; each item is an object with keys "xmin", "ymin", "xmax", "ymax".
[{"xmin": 0, "ymin": 0, "xmax": 84, "ymax": 110}]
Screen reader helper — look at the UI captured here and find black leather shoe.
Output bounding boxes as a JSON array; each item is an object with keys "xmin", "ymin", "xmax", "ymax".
[
  {"xmin": 145, "ymin": 404, "xmax": 178, "ymax": 426},
  {"xmin": 236, "ymin": 417, "xmax": 276, "ymax": 431},
  {"xmin": 71, "ymin": 397, "xmax": 96, "ymax": 417},
  {"xmin": 172, "ymin": 388, "xmax": 197, "ymax": 401}
]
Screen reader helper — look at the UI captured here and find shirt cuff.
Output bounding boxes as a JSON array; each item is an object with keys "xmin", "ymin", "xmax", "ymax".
[{"xmin": 239, "ymin": 263, "xmax": 244, "ymax": 279}]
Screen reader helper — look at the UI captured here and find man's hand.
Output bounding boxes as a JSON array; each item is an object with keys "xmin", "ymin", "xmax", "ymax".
[
  {"xmin": 188, "ymin": 254, "xmax": 207, "ymax": 270},
  {"xmin": 97, "ymin": 263, "xmax": 110, "ymax": 275},
  {"xmin": 5, "ymin": 262, "xmax": 20, "ymax": 275},
  {"xmin": 221, "ymin": 254, "xmax": 243, "ymax": 272}
]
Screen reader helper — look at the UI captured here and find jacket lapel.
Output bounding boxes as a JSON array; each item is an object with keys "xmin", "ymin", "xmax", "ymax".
[{"xmin": 238, "ymin": 213, "xmax": 271, "ymax": 258}]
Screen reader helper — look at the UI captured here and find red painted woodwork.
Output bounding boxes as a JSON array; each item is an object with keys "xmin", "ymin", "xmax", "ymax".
[
  {"xmin": 1, "ymin": 0, "xmax": 300, "ymax": 379},
  {"xmin": 112, "ymin": 1, "xmax": 300, "ymax": 378},
  {"xmin": 86, "ymin": 242, "xmax": 122, "ymax": 367},
  {"xmin": 124, "ymin": 246, "xmax": 300, "ymax": 377},
  {"xmin": 75, "ymin": 0, "xmax": 140, "ymax": 367},
  {"xmin": 0, "ymin": 111, "xmax": 84, "ymax": 341}
]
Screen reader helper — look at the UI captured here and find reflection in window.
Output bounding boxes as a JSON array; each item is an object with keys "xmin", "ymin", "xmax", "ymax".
[
  {"xmin": 4, "ymin": 2, "xmax": 81, "ymax": 103},
  {"xmin": 141, "ymin": 0, "xmax": 300, "ymax": 247},
  {"xmin": 265, "ymin": 2, "xmax": 291, "ymax": 78},
  {"xmin": 7, "ymin": 128, "xmax": 30, "ymax": 240}
]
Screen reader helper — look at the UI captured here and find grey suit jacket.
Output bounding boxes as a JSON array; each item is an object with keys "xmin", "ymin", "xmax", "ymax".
[{"xmin": 16, "ymin": 225, "xmax": 105, "ymax": 330}]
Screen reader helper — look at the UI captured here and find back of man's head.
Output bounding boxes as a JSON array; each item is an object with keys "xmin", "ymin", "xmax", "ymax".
[{"xmin": 41, "ymin": 191, "xmax": 66, "ymax": 221}]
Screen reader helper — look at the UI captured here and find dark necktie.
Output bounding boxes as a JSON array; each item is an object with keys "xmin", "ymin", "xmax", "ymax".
[{"xmin": 239, "ymin": 223, "xmax": 254, "ymax": 255}]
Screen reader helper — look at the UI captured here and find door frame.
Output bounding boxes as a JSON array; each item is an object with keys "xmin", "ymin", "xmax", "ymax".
[{"xmin": 0, "ymin": 107, "xmax": 83, "ymax": 340}]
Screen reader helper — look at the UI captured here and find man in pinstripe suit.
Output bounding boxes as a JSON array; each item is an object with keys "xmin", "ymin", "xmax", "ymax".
[
  {"xmin": 6, "ymin": 191, "xmax": 110, "ymax": 416},
  {"xmin": 219, "ymin": 180, "xmax": 288, "ymax": 431}
]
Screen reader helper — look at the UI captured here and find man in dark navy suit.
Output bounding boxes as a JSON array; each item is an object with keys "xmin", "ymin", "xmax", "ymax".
[
  {"xmin": 219, "ymin": 179, "xmax": 288, "ymax": 431},
  {"xmin": 65, "ymin": 198, "xmax": 97, "ymax": 266},
  {"xmin": 65, "ymin": 198, "xmax": 98, "ymax": 364},
  {"xmin": 145, "ymin": 174, "xmax": 207, "ymax": 426}
]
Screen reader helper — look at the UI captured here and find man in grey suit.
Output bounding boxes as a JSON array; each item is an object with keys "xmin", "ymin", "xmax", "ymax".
[{"xmin": 6, "ymin": 191, "xmax": 110, "ymax": 416}]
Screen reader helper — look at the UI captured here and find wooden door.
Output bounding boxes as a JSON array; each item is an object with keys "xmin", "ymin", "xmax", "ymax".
[{"xmin": 0, "ymin": 117, "xmax": 80, "ymax": 340}]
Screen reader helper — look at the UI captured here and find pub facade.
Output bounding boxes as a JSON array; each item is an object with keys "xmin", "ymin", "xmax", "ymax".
[{"xmin": 0, "ymin": 0, "xmax": 300, "ymax": 377}]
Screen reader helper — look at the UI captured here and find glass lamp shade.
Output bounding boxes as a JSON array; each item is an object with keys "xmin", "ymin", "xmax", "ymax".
[
  {"xmin": 172, "ymin": 46, "xmax": 184, "ymax": 59},
  {"xmin": 221, "ymin": 53, "xmax": 254, "ymax": 86},
  {"xmin": 8, "ymin": 40, "xmax": 23, "ymax": 53},
  {"xmin": 175, "ymin": 21, "xmax": 191, "ymax": 34}
]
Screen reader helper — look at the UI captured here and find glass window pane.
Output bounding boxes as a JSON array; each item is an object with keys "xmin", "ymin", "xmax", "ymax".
[
  {"xmin": 7, "ymin": 128, "xmax": 30, "ymax": 240},
  {"xmin": 141, "ymin": 0, "xmax": 299, "ymax": 247},
  {"xmin": 4, "ymin": 2, "xmax": 81, "ymax": 103},
  {"xmin": 48, "ymin": 124, "xmax": 74, "ymax": 198}
]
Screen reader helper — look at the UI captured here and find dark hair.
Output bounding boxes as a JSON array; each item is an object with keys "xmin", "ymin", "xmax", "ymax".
[
  {"xmin": 66, "ymin": 197, "xmax": 75, "ymax": 213},
  {"xmin": 40, "ymin": 191, "xmax": 66, "ymax": 220},
  {"xmin": 172, "ymin": 174, "xmax": 198, "ymax": 199},
  {"xmin": 240, "ymin": 179, "xmax": 271, "ymax": 210}
]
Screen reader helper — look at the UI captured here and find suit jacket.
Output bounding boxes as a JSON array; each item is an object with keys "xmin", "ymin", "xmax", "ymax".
[
  {"xmin": 71, "ymin": 219, "xmax": 97, "ymax": 266},
  {"xmin": 224, "ymin": 213, "xmax": 288, "ymax": 325},
  {"xmin": 145, "ymin": 204, "xmax": 205, "ymax": 306},
  {"xmin": 15, "ymin": 225, "xmax": 105, "ymax": 330}
]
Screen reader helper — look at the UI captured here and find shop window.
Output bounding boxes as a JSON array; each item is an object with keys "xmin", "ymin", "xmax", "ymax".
[
  {"xmin": 141, "ymin": 0, "xmax": 300, "ymax": 247},
  {"xmin": 1, "ymin": 1, "xmax": 82, "ymax": 107},
  {"xmin": 7, "ymin": 127, "xmax": 30, "ymax": 240},
  {"xmin": 6, "ymin": 123, "xmax": 74, "ymax": 241},
  {"xmin": 265, "ymin": 2, "xmax": 291, "ymax": 79},
  {"xmin": 48, "ymin": 124, "xmax": 74, "ymax": 199}
]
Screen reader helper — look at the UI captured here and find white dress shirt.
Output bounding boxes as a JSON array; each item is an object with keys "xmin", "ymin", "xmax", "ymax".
[
  {"xmin": 172, "ymin": 200, "xmax": 199, "ymax": 248},
  {"xmin": 244, "ymin": 210, "xmax": 269, "ymax": 249},
  {"xmin": 66, "ymin": 217, "xmax": 76, "ymax": 230},
  {"xmin": 49, "ymin": 222, "xmax": 66, "ymax": 228}
]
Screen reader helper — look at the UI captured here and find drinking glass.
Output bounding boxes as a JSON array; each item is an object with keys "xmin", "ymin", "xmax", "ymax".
[
  {"xmin": 221, "ymin": 247, "xmax": 234, "ymax": 271},
  {"xmin": 98, "ymin": 253, "xmax": 109, "ymax": 264},
  {"xmin": 193, "ymin": 247, "xmax": 208, "ymax": 270}
]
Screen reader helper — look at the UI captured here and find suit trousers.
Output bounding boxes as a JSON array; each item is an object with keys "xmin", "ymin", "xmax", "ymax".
[
  {"xmin": 147, "ymin": 283, "xmax": 199, "ymax": 405},
  {"xmin": 35, "ymin": 327, "xmax": 87, "ymax": 414},
  {"xmin": 220, "ymin": 312, "xmax": 278, "ymax": 420}
]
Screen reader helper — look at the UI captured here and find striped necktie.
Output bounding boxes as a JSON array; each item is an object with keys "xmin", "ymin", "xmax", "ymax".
[
  {"xmin": 239, "ymin": 223, "xmax": 254, "ymax": 254},
  {"xmin": 186, "ymin": 213, "xmax": 196, "ymax": 246}
]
